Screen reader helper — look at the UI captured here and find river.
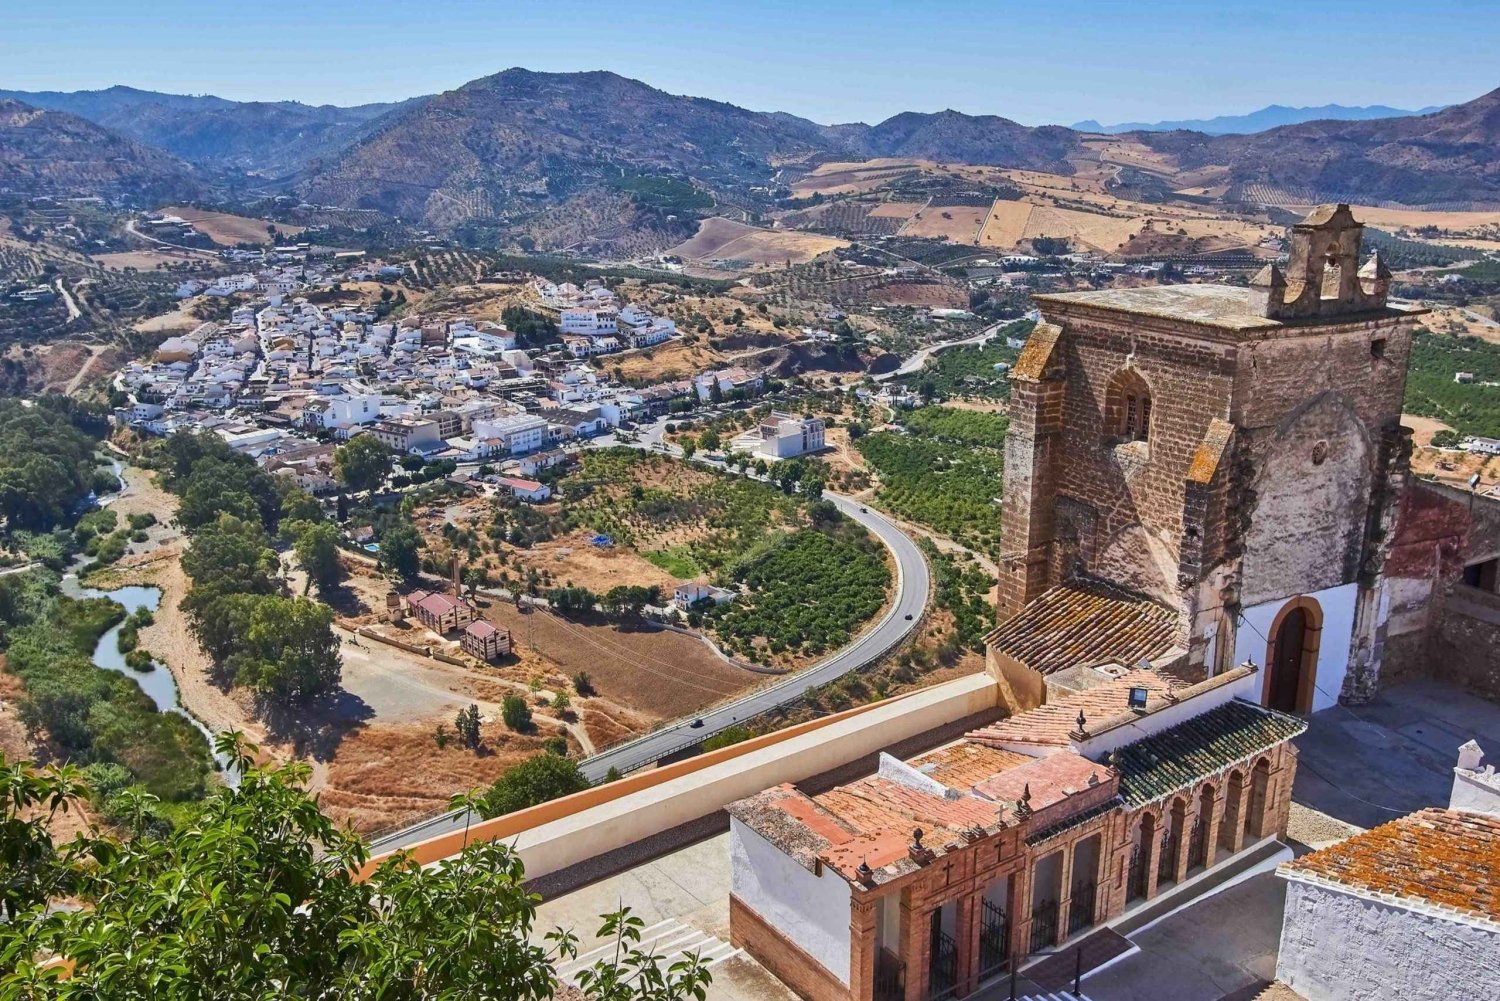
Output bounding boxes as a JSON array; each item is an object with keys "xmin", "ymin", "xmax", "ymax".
[{"xmin": 61, "ymin": 454, "xmax": 241, "ymax": 786}]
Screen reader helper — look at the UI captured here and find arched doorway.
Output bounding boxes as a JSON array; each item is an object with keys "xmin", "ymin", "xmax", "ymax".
[
  {"xmin": 1263, "ymin": 598, "xmax": 1322, "ymax": 713},
  {"xmin": 1246, "ymin": 758, "xmax": 1272, "ymax": 841},
  {"xmin": 1221, "ymin": 771, "xmax": 1246, "ymax": 852},
  {"xmin": 1128, "ymin": 814, "xmax": 1155, "ymax": 901}
]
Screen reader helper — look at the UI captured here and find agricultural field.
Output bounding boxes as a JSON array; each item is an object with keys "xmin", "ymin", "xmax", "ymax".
[
  {"xmin": 561, "ymin": 449, "xmax": 808, "ymax": 579},
  {"xmin": 669, "ymin": 216, "xmax": 848, "ymax": 266},
  {"xmin": 1402, "ymin": 328, "xmax": 1500, "ymax": 439},
  {"xmin": 704, "ymin": 521, "xmax": 889, "ymax": 664},
  {"xmin": 784, "ymin": 155, "xmax": 1275, "ymax": 255},
  {"xmin": 1291, "ymin": 204, "xmax": 1500, "ymax": 240},
  {"xmin": 897, "ymin": 326, "xmax": 1029, "ymax": 401},
  {"xmin": 899, "ymin": 202, "xmax": 990, "ymax": 242},
  {"xmin": 400, "ymin": 248, "xmax": 502, "ymax": 289},
  {"xmin": 789, "ymin": 159, "xmax": 930, "ymax": 197},
  {"xmin": 91, "ymin": 248, "xmax": 217, "ymax": 271},
  {"xmin": 157, "ymin": 206, "xmax": 305, "ymax": 246},
  {"xmin": 549, "ymin": 450, "xmax": 889, "ymax": 669},
  {"xmin": 414, "ymin": 448, "xmax": 893, "ymax": 671},
  {"xmin": 856, "ymin": 407, "xmax": 1008, "ymax": 560}
]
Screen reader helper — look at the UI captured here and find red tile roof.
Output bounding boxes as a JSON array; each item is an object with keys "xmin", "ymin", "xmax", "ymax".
[
  {"xmin": 465, "ymin": 619, "xmax": 500, "ymax": 638},
  {"xmin": 972, "ymin": 751, "xmax": 1114, "ymax": 811},
  {"xmin": 907, "ymin": 743, "xmax": 1034, "ymax": 788},
  {"xmin": 1281, "ymin": 808, "xmax": 1500, "ymax": 924},
  {"xmin": 967, "ymin": 670, "xmax": 1173, "ymax": 749},
  {"xmin": 412, "ymin": 591, "xmax": 464, "ymax": 616},
  {"xmin": 985, "ymin": 580, "xmax": 1180, "ymax": 676}
]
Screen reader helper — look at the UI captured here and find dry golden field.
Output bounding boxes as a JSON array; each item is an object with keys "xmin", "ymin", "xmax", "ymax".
[
  {"xmin": 92, "ymin": 248, "xmax": 216, "ymax": 270},
  {"xmin": 899, "ymin": 202, "xmax": 989, "ymax": 242},
  {"xmin": 158, "ymin": 206, "xmax": 306, "ymax": 246},
  {"xmin": 670, "ymin": 216, "xmax": 847, "ymax": 265}
]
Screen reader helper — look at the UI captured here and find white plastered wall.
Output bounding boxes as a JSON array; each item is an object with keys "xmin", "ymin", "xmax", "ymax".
[
  {"xmin": 1234, "ymin": 582, "xmax": 1357, "ymax": 713},
  {"xmin": 1278, "ymin": 878, "xmax": 1500, "ymax": 1001},
  {"xmin": 730, "ymin": 817, "xmax": 852, "ymax": 984}
]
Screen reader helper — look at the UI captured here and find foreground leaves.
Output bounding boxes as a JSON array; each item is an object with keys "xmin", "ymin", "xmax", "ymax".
[{"xmin": 0, "ymin": 735, "xmax": 709, "ymax": 1000}]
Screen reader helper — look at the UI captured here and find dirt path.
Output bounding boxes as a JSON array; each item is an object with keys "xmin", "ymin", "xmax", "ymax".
[
  {"xmin": 54, "ymin": 278, "xmax": 81, "ymax": 320},
  {"xmin": 60, "ymin": 343, "xmax": 110, "ymax": 396},
  {"xmin": 129, "ymin": 547, "xmax": 273, "ymax": 742}
]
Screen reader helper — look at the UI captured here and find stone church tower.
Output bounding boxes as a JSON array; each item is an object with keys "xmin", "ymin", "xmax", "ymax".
[{"xmin": 990, "ymin": 205, "xmax": 1422, "ymax": 712}]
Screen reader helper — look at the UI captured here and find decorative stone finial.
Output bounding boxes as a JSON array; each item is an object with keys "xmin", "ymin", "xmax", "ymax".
[{"xmin": 1458, "ymin": 739, "xmax": 1485, "ymax": 772}]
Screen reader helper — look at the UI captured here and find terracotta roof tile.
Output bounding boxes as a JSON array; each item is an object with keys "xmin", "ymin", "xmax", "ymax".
[
  {"xmin": 1281, "ymin": 808, "xmax": 1500, "ymax": 924},
  {"xmin": 984, "ymin": 580, "xmax": 1179, "ymax": 676},
  {"xmin": 967, "ymin": 670, "xmax": 1173, "ymax": 749},
  {"xmin": 972, "ymin": 752, "xmax": 1113, "ymax": 811},
  {"xmin": 907, "ymin": 743, "xmax": 1034, "ymax": 789}
]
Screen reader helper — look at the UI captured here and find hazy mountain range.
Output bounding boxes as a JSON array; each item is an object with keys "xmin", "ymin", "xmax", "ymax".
[
  {"xmin": 1071, "ymin": 103, "xmax": 1447, "ymax": 135},
  {"xmin": 3, "ymin": 72, "xmax": 1496, "ymax": 233}
]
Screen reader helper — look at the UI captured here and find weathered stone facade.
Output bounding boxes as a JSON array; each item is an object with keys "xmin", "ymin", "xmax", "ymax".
[
  {"xmin": 994, "ymin": 206, "xmax": 1425, "ymax": 708},
  {"xmin": 1382, "ymin": 479, "xmax": 1500, "ymax": 702}
]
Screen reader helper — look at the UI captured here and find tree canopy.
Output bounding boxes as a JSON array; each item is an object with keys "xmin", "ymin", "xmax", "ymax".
[
  {"xmin": 334, "ymin": 434, "xmax": 393, "ymax": 493},
  {"xmin": 480, "ymin": 753, "xmax": 590, "ymax": 818},
  {"xmin": 380, "ymin": 522, "xmax": 423, "ymax": 581},
  {"xmin": 286, "ymin": 518, "xmax": 342, "ymax": 595},
  {"xmin": 0, "ymin": 739, "xmax": 711, "ymax": 1000},
  {"xmin": 0, "ymin": 399, "xmax": 101, "ymax": 532}
]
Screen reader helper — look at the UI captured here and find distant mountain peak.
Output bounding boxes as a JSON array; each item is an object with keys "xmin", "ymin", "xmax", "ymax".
[{"xmin": 1073, "ymin": 102, "xmax": 1447, "ymax": 135}]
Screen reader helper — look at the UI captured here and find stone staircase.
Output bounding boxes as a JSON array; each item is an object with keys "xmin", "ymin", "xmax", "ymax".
[{"xmin": 554, "ymin": 917, "xmax": 741, "ymax": 986}]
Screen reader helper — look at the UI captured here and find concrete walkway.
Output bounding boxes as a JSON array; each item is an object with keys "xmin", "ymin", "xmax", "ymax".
[
  {"xmin": 1080, "ymin": 871, "xmax": 1284, "ymax": 1001},
  {"xmin": 534, "ymin": 832, "xmax": 798, "ymax": 1001}
]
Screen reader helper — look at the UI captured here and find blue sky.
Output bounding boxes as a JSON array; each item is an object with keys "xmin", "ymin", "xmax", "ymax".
[{"xmin": 6, "ymin": 1, "xmax": 1496, "ymax": 125}]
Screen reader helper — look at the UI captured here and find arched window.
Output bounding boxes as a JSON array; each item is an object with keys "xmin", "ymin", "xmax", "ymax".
[{"xmin": 1105, "ymin": 368, "xmax": 1153, "ymax": 444}]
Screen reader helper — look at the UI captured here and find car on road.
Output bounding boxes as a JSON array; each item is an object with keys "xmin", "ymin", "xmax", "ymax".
[{"xmin": 904, "ymin": 613, "xmax": 913, "ymax": 620}]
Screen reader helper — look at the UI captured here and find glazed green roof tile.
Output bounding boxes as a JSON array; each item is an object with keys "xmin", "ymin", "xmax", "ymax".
[{"xmin": 1112, "ymin": 700, "xmax": 1306, "ymax": 807}]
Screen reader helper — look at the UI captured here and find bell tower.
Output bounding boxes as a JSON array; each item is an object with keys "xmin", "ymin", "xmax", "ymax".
[
  {"xmin": 991, "ymin": 204, "xmax": 1424, "ymax": 708},
  {"xmin": 1253, "ymin": 204, "xmax": 1389, "ymax": 320}
]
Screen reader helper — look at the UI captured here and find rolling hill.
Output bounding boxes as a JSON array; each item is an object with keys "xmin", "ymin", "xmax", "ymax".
[
  {"xmin": 1139, "ymin": 87, "xmax": 1500, "ymax": 206},
  {"xmin": 297, "ymin": 68, "xmax": 835, "ymax": 228},
  {"xmin": 0, "ymin": 98, "xmax": 204, "ymax": 203},
  {"xmin": 0, "ymin": 85, "xmax": 414, "ymax": 178},
  {"xmin": 6, "ymin": 71, "xmax": 1499, "ymax": 234},
  {"xmin": 826, "ymin": 110, "xmax": 1081, "ymax": 172}
]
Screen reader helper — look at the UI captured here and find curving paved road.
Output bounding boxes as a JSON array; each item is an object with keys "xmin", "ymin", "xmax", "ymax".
[
  {"xmin": 370, "ymin": 433, "xmax": 930, "ymax": 853},
  {"xmin": 575, "ymin": 490, "xmax": 927, "ymax": 782}
]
